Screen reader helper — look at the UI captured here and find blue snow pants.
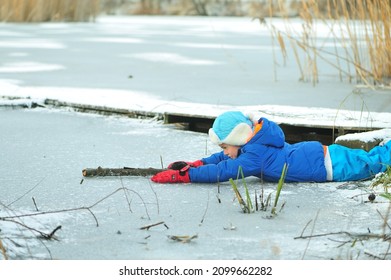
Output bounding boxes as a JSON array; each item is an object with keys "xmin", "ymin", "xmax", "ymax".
[{"xmin": 328, "ymin": 141, "xmax": 391, "ymax": 181}]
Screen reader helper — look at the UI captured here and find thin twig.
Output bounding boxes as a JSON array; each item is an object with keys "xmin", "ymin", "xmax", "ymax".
[
  {"xmin": 295, "ymin": 231, "xmax": 389, "ymax": 241},
  {"xmin": 200, "ymin": 191, "xmax": 210, "ymax": 225},
  {"xmin": 120, "ymin": 176, "xmax": 132, "ymax": 212},
  {"xmin": 32, "ymin": 197, "xmax": 39, "ymax": 211},
  {"xmin": 301, "ymin": 209, "xmax": 320, "ymax": 260},
  {"xmin": 8, "ymin": 176, "xmax": 46, "ymax": 207},
  {"xmin": 88, "ymin": 187, "xmax": 150, "ymax": 220},
  {"xmin": 377, "ymin": 204, "xmax": 391, "ymax": 232},
  {"xmin": 1, "ymin": 187, "xmax": 151, "ymax": 225},
  {"xmin": 300, "ymin": 219, "xmax": 312, "ymax": 236},
  {"xmin": 1, "ymin": 218, "xmax": 61, "ymax": 240},
  {"xmin": 44, "ymin": 225, "xmax": 62, "ymax": 240},
  {"xmin": 160, "ymin": 155, "xmax": 164, "ymax": 169},
  {"xmin": 140, "ymin": 221, "xmax": 165, "ymax": 230},
  {"xmin": 148, "ymin": 180, "xmax": 160, "ymax": 215},
  {"xmin": 383, "ymin": 243, "xmax": 391, "ymax": 260},
  {"xmin": 364, "ymin": 251, "xmax": 384, "ymax": 260}
]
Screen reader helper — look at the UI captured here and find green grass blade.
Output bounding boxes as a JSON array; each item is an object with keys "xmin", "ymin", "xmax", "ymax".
[
  {"xmin": 272, "ymin": 163, "xmax": 288, "ymax": 215},
  {"xmin": 379, "ymin": 193, "xmax": 391, "ymax": 201},
  {"xmin": 239, "ymin": 166, "xmax": 253, "ymax": 213}
]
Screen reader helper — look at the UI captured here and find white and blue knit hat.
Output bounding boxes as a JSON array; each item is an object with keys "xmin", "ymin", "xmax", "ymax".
[{"xmin": 209, "ymin": 111, "xmax": 254, "ymax": 146}]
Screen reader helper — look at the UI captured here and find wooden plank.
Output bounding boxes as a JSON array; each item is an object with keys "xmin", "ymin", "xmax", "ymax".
[{"xmin": 44, "ymin": 99, "xmax": 163, "ymax": 120}]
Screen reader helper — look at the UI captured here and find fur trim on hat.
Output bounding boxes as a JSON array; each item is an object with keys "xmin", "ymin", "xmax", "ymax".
[
  {"xmin": 208, "ymin": 128, "xmax": 221, "ymax": 145},
  {"xmin": 209, "ymin": 122, "xmax": 253, "ymax": 146}
]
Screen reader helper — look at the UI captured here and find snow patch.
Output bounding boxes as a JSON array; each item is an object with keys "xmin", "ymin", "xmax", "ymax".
[
  {"xmin": 84, "ymin": 37, "xmax": 144, "ymax": 44},
  {"xmin": 0, "ymin": 39, "xmax": 66, "ymax": 49},
  {"xmin": 0, "ymin": 62, "xmax": 65, "ymax": 73},
  {"xmin": 173, "ymin": 42, "xmax": 268, "ymax": 50},
  {"xmin": 8, "ymin": 52, "xmax": 29, "ymax": 57},
  {"xmin": 1, "ymin": 79, "xmax": 391, "ymax": 130},
  {"xmin": 335, "ymin": 129, "xmax": 391, "ymax": 143},
  {"xmin": 127, "ymin": 52, "xmax": 222, "ymax": 65},
  {"xmin": 0, "ymin": 98, "xmax": 42, "ymax": 108}
]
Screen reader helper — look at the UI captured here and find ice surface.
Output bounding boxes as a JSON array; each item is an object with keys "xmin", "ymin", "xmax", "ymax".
[
  {"xmin": 0, "ymin": 15, "xmax": 390, "ymax": 261},
  {"xmin": 1, "ymin": 109, "xmax": 389, "ymax": 260},
  {"xmin": 0, "ymin": 16, "xmax": 391, "ymax": 116}
]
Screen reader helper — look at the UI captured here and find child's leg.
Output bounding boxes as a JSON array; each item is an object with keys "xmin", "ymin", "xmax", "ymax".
[
  {"xmin": 328, "ymin": 141, "xmax": 391, "ymax": 181},
  {"xmin": 380, "ymin": 138, "xmax": 391, "ymax": 146}
]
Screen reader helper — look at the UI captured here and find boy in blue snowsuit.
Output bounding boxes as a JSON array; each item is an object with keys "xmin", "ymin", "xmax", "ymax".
[{"xmin": 151, "ymin": 111, "xmax": 391, "ymax": 184}]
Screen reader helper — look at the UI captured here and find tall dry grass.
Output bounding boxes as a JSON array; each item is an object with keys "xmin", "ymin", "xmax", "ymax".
[
  {"xmin": 267, "ymin": 0, "xmax": 391, "ymax": 87},
  {"xmin": 0, "ymin": 238, "xmax": 8, "ymax": 260},
  {"xmin": 0, "ymin": 0, "xmax": 100, "ymax": 22}
]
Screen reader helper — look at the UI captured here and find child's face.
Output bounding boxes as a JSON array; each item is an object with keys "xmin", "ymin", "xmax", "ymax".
[{"xmin": 219, "ymin": 144, "xmax": 240, "ymax": 159}]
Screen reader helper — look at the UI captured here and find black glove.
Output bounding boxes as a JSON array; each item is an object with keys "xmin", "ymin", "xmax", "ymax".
[{"xmin": 168, "ymin": 161, "xmax": 190, "ymax": 170}]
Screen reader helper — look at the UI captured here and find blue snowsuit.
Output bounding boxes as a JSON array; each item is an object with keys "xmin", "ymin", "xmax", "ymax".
[
  {"xmin": 329, "ymin": 143, "xmax": 391, "ymax": 181},
  {"xmin": 189, "ymin": 117, "xmax": 391, "ymax": 183},
  {"xmin": 189, "ymin": 117, "xmax": 327, "ymax": 183}
]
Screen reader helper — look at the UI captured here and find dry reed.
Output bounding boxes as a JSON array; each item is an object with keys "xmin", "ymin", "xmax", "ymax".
[
  {"xmin": 268, "ymin": 0, "xmax": 391, "ymax": 87},
  {"xmin": 0, "ymin": 238, "xmax": 8, "ymax": 260},
  {"xmin": 0, "ymin": 0, "xmax": 100, "ymax": 22}
]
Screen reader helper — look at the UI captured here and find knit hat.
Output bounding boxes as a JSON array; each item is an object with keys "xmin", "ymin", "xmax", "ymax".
[{"xmin": 209, "ymin": 111, "xmax": 254, "ymax": 146}]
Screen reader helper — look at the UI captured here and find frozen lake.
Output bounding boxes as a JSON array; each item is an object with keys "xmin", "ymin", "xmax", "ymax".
[
  {"xmin": 1, "ymin": 107, "xmax": 390, "ymax": 260},
  {"xmin": 1, "ymin": 16, "xmax": 391, "ymax": 114}
]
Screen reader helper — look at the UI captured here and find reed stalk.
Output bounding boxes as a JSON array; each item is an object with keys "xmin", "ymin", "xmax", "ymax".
[
  {"xmin": 0, "ymin": 0, "xmax": 100, "ymax": 22},
  {"xmin": 268, "ymin": 0, "xmax": 391, "ymax": 86},
  {"xmin": 0, "ymin": 238, "xmax": 8, "ymax": 260}
]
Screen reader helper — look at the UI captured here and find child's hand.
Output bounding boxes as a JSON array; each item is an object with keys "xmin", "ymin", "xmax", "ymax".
[
  {"xmin": 151, "ymin": 167, "xmax": 190, "ymax": 184},
  {"xmin": 168, "ymin": 160, "xmax": 203, "ymax": 170}
]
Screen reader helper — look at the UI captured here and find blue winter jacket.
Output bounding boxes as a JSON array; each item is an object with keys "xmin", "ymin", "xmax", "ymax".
[{"xmin": 189, "ymin": 117, "xmax": 327, "ymax": 183}]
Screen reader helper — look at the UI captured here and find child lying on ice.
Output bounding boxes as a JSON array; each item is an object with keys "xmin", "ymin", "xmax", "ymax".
[{"xmin": 151, "ymin": 111, "xmax": 391, "ymax": 184}]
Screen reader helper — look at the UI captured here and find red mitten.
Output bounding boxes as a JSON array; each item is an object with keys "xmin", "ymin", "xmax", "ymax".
[
  {"xmin": 151, "ymin": 166, "xmax": 190, "ymax": 184},
  {"xmin": 168, "ymin": 160, "xmax": 203, "ymax": 170},
  {"xmin": 190, "ymin": 160, "xmax": 203, "ymax": 167}
]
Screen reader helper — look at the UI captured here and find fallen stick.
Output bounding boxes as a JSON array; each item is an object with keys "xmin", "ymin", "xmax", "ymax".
[
  {"xmin": 82, "ymin": 166, "xmax": 165, "ymax": 177},
  {"xmin": 140, "ymin": 221, "xmax": 165, "ymax": 230}
]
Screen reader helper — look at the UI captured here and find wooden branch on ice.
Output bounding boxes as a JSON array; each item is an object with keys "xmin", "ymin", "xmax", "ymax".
[
  {"xmin": 139, "ymin": 221, "xmax": 167, "ymax": 230},
  {"xmin": 82, "ymin": 166, "xmax": 165, "ymax": 177}
]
